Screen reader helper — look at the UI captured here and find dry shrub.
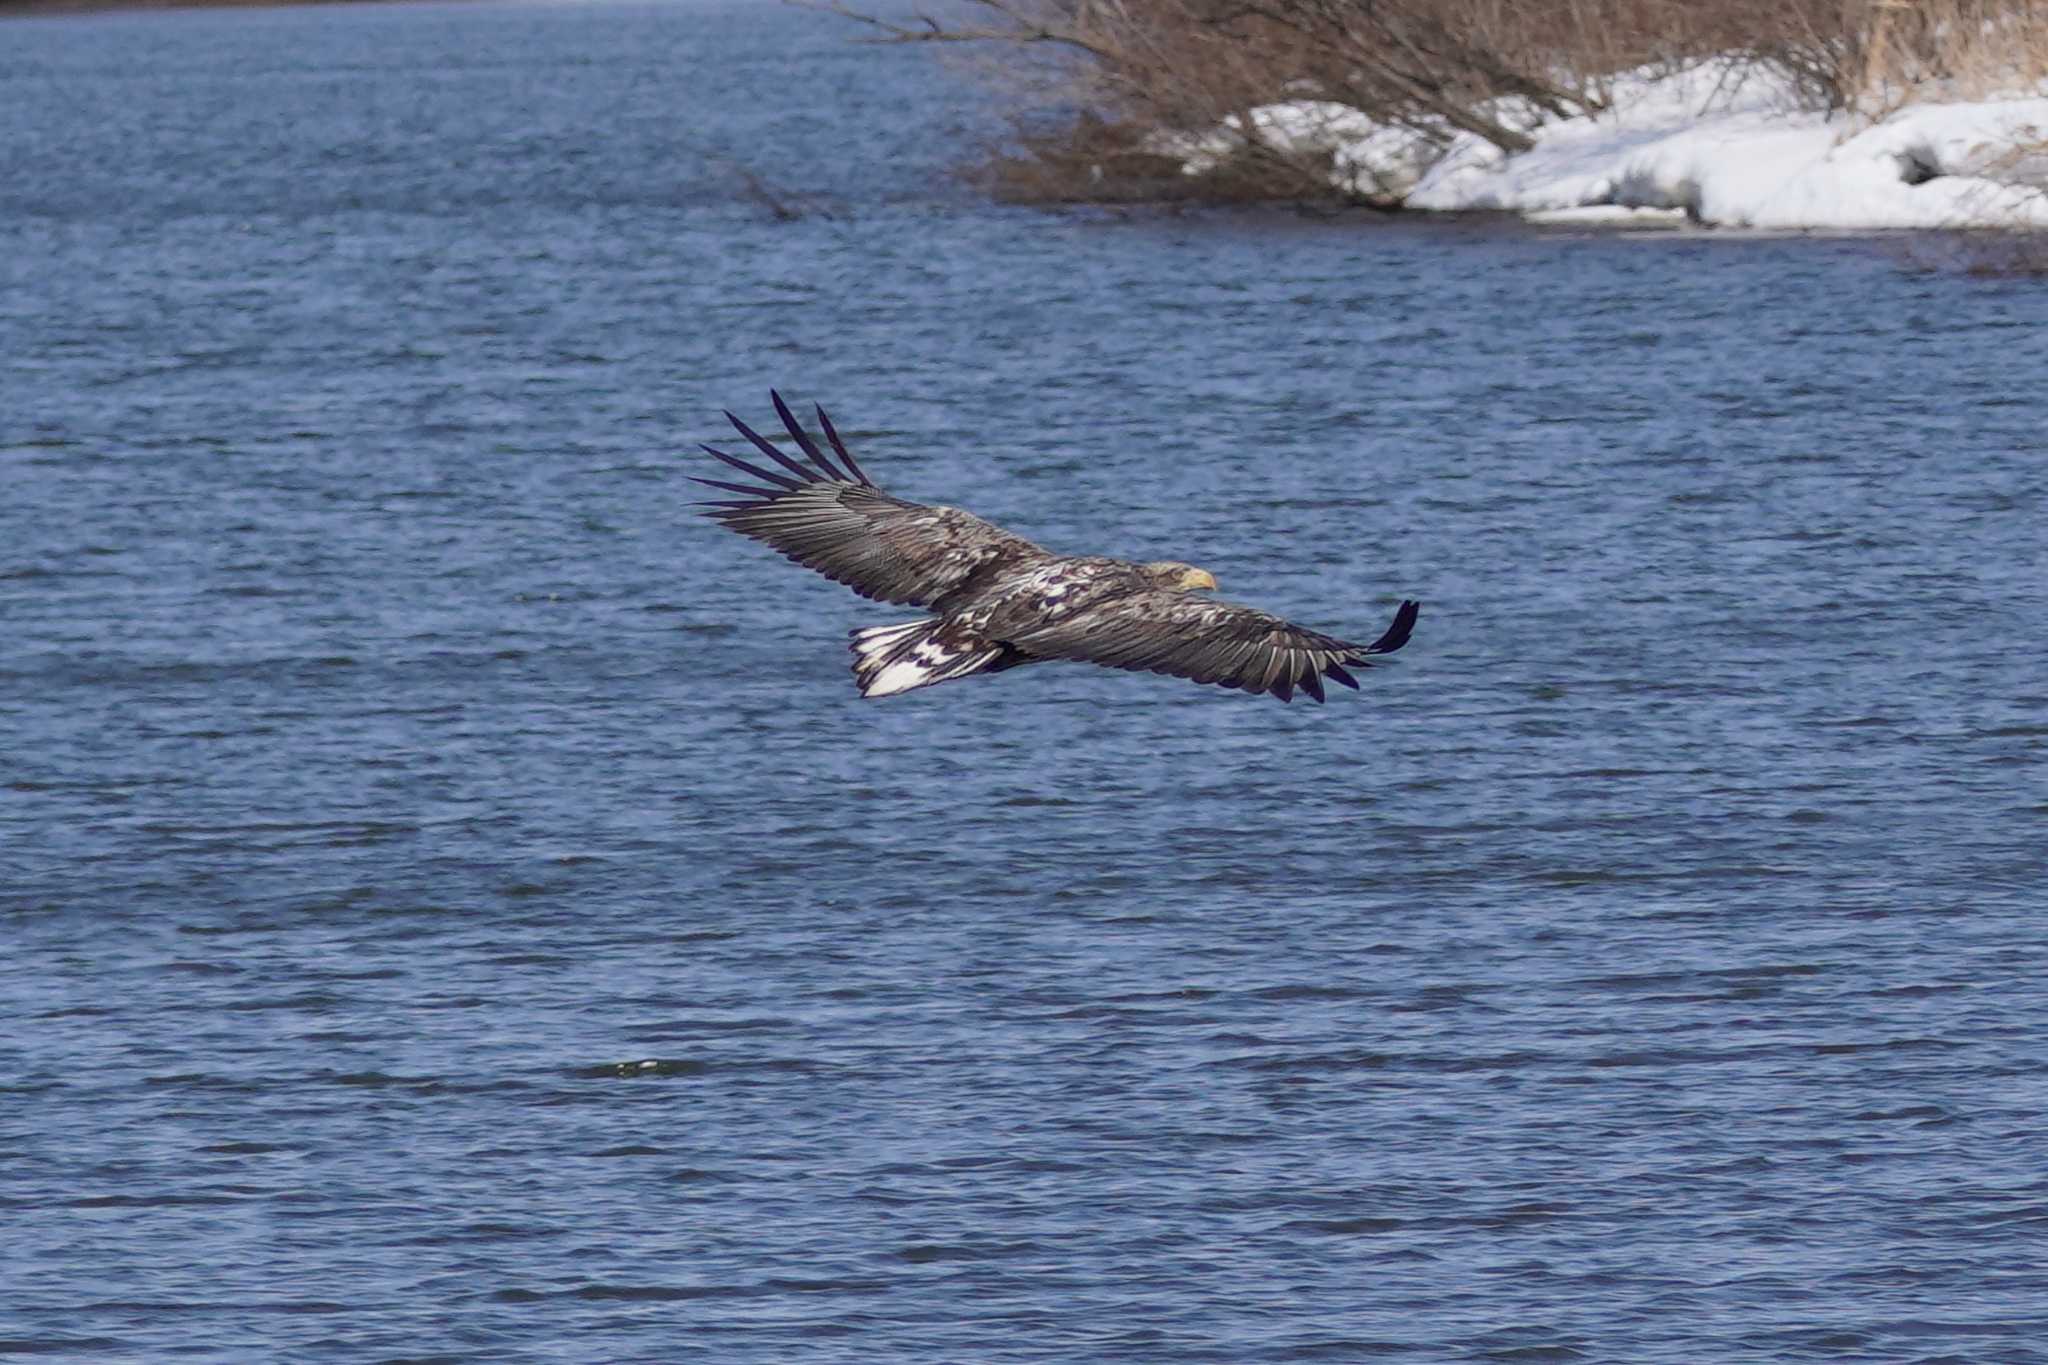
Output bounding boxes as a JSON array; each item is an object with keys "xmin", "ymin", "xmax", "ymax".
[
  {"xmin": 812, "ymin": 0, "xmax": 2048, "ymax": 203},
  {"xmin": 1847, "ymin": 0, "xmax": 2048, "ymax": 113},
  {"xmin": 1531, "ymin": 0, "xmax": 2048, "ymax": 114},
  {"xmin": 969, "ymin": 112, "xmax": 1302, "ymax": 203}
]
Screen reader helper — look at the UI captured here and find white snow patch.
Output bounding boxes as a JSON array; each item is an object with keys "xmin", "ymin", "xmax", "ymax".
[
  {"xmin": 1179, "ymin": 60, "xmax": 2048, "ymax": 230},
  {"xmin": 1523, "ymin": 205, "xmax": 1690, "ymax": 228}
]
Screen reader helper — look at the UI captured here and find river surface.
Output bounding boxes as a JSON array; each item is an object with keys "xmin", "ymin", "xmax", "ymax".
[{"xmin": 4, "ymin": 3, "xmax": 2047, "ymax": 1361}]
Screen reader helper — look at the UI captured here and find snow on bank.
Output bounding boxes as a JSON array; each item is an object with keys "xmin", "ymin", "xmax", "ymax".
[{"xmin": 1182, "ymin": 63, "xmax": 2048, "ymax": 230}]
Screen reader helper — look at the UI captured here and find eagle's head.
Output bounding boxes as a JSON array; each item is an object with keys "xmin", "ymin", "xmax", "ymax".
[{"xmin": 1144, "ymin": 561, "xmax": 1218, "ymax": 592}]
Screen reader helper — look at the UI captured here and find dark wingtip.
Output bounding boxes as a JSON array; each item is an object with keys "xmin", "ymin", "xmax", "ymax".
[
  {"xmin": 770, "ymin": 389, "xmax": 847, "ymax": 481},
  {"xmin": 1323, "ymin": 661, "xmax": 1360, "ymax": 690},
  {"xmin": 689, "ymin": 473, "xmax": 776, "ymax": 499},
  {"xmin": 1298, "ymin": 666, "xmax": 1326, "ymax": 703},
  {"xmin": 813, "ymin": 402, "xmax": 874, "ymax": 487},
  {"xmin": 700, "ymin": 444, "xmax": 802, "ymax": 492},
  {"xmin": 1364, "ymin": 599, "xmax": 1420, "ymax": 655},
  {"xmin": 725, "ymin": 409, "xmax": 820, "ymax": 485}
]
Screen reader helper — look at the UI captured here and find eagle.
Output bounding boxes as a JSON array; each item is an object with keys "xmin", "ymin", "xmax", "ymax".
[{"xmin": 693, "ymin": 393, "xmax": 1420, "ymax": 703}]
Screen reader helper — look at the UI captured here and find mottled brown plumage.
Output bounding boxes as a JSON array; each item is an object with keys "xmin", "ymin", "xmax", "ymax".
[{"xmin": 694, "ymin": 393, "xmax": 1419, "ymax": 702}]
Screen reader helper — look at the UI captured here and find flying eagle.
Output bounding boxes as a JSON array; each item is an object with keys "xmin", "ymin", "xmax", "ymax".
[{"xmin": 693, "ymin": 394, "xmax": 1420, "ymax": 703}]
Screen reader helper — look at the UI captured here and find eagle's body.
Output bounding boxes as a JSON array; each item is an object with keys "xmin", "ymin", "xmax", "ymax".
[{"xmin": 694, "ymin": 394, "xmax": 1419, "ymax": 703}]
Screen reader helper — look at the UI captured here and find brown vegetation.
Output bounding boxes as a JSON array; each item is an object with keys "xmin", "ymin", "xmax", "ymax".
[
  {"xmin": 807, "ymin": 0, "xmax": 2048, "ymax": 204},
  {"xmin": 1847, "ymin": 0, "xmax": 2048, "ymax": 114}
]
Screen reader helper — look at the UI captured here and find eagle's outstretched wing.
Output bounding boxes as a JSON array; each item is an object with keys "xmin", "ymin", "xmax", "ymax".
[
  {"xmin": 693, "ymin": 393, "xmax": 1052, "ymax": 608},
  {"xmin": 1008, "ymin": 592, "xmax": 1420, "ymax": 703}
]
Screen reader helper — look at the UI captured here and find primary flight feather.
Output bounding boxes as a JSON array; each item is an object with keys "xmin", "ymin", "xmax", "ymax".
[{"xmin": 693, "ymin": 393, "xmax": 1420, "ymax": 703}]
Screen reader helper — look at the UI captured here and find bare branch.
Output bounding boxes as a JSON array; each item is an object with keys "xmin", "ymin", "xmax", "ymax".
[{"xmin": 790, "ymin": 0, "xmax": 1120, "ymax": 61}]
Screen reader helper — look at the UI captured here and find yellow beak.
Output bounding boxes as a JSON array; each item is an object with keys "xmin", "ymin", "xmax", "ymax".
[{"xmin": 1183, "ymin": 568, "xmax": 1218, "ymax": 591}]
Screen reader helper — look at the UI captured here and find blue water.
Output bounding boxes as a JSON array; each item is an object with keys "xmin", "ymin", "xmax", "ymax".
[{"xmin": 5, "ymin": 2, "xmax": 2048, "ymax": 1360}]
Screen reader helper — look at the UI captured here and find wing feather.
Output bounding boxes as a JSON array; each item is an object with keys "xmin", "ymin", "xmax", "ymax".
[
  {"xmin": 697, "ymin": 394, "xmax": 1053, "ymax": 608},
  {"xmin": 812, "ymin": 403, "xmax": 874, "ymax": 487},
  {"xmin": 723, "ymin": 410, "xmax": 822, "ymax": 484},
  {"xmin": 1008, "ymin": 591, "xmax": 1420, "ymax": 703},
  {"xmin": 702, "ymin": 443, "xmax": 803, "ymax": 491},
  {"xmin": 771, "ymin": 390, "xmax": 849, "ymax": 481}
]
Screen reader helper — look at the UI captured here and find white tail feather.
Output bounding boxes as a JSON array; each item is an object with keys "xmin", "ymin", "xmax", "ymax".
[{"xmin": 850, "ymin": 620, "xmax": 1003, "ymax": 699}]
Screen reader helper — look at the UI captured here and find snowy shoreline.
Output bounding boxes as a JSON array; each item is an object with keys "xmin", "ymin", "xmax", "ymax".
[{"xmin": 1177, "ymin": 63, "xmax": 2048, "ymax": 231}]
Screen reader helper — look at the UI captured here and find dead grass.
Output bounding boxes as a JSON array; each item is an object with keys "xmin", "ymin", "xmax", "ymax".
[{"xmin": 1848, "ymin": 0, "xmax": 2048, "ymax": 115}]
